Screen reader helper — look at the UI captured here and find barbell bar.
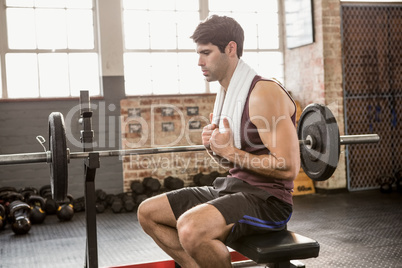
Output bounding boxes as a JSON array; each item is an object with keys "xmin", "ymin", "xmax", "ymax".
[
  {"xmin": 0, "ymin": 103, "xmax": 380, "ymax": 201},
  {"xmin": 0, "ymin": 135, "xmax": 379, "ymax": 166}
]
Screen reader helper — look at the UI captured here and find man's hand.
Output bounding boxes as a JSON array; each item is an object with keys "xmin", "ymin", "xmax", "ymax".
[
  {"xmin": 210, "ymin": 117, "xmax": 234, "ymax": 157},
  {"xmin": 202, "ymin": 113, "xmax": 217, "ymax": 150}
]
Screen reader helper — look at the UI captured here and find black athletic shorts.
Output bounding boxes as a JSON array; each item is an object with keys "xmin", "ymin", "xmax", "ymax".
[{"xmin": 166, "ymin": 176, "xmax": 292, "ymax": 244}]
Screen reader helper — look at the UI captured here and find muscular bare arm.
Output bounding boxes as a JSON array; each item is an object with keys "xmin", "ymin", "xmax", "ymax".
[{"xmin": 209, "ymin": 81, "xmax": 300, "ymax": 180}]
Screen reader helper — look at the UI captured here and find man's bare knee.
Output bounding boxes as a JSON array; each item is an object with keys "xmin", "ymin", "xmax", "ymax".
[
  {"xmin": 177, "ymin": 213, "xmax": 206, "ymax": 255},
  {"xmin": 137, "ymin": 194, "xmax": 176, "ymax": 231}
]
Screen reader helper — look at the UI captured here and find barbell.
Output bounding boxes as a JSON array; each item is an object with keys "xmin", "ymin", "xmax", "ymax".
[{"xmin": 0, "ymin": 103, "xmax": 379, "ymax": 202}]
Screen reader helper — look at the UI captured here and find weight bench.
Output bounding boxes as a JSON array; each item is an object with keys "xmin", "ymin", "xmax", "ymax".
[{"xmin": 228, "ymin": 229, "xmax": 320, "ymax": 268}]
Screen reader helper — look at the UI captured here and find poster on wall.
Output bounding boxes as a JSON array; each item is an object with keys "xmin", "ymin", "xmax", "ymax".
[{"xmin": 285, "ymin": 0, "xmax": 315, "ymax": 49}]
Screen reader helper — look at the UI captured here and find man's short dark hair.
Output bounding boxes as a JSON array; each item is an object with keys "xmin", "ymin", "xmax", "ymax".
[{"xmin": 191, "ymin": 15, "xmax": 244, "ymax": 58}]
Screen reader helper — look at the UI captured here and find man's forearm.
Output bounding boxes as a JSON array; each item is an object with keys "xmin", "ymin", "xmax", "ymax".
[{"xmin": 206, "ymin": 149, "xmax": 233, "ymax": 170}]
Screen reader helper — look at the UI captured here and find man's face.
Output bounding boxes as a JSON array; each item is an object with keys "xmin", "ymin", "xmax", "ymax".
[{"xmin": 196, "ymin": 43, "xmax": 229, "ymax": 83}]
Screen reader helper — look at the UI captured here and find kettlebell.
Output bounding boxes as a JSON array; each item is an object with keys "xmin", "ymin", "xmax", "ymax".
[
  {"xmin": 28, "ymin": 195, "xmax": 46, "ymax": 224},
  {"xmin": 9, "ymin": 200, "xmax": 31, "ymax": 235},
  {"xmin": 57, "ymin": 194, "xmax": 74, "ymax": 221},
  {"xmin": 0, "ymin": 204, "xmax": 6, "ymax": 230},
  {"xmin": 377, "ymin": 174, "xmax": 395, "ymax": 194}
]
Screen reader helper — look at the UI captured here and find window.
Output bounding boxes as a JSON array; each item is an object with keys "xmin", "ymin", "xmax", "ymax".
[
  {"xmin": 0, "ymin": 0, "xmax": 100, "ymax": 99},
  {"xmin": 123, "ymin": 0, "xmax": 283, "ymax": 95}
]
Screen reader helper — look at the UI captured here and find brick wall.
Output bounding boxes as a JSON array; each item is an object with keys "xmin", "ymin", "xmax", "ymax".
[
  {"xmin": 284, "ymin": 0, "xmax": 346, "ymax": 190},
  {"xmin": 120, "ymin": 95, "xmax": 227, "ymax": 192}
]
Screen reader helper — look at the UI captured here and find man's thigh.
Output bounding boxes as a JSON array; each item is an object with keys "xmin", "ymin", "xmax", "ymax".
[{"xmin": 166, "ymin": 186, "xmax": 217, "ymax": 220}]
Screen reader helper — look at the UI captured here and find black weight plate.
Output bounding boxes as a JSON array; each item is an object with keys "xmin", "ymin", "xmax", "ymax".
[
  {"xmin": 297, "ymin": 104, "xmax": 340, "ymax": 181},
  {"xmin": 48, "ymin": 112, "xmax": 68, "ymax": 202}
]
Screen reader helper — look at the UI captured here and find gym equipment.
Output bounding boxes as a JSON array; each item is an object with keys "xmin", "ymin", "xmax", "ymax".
[
  {"xmin": 376, "ymin": 174, "xmax": 395, "ymax": 194},
  {"xmin": 0, "ymin": 204, "xmax": 5, "ymax": 230},
  {"xmin": 142, "ymin": 177, "xmax": 161, "ymax": 193},
  {"xmin": 0, "ymin": 106, "xmax": 379, "ymax": 198},
  {"xmin": 228, "ymin": 229, "xmax": 319, "ymax": 266},
  {"xmin": 57, "ymin": 194, "xmax": 74, "ymax": 221},
  {"xmin": 163, "ymin": 176, "xmax": 184, "ymax": 190},
  {"xmin": 0, "ymin": 91, "xmax": 380, "ymax": 267},
  {"xmin": 395, "ymin": 169, "xmax": 402, "ymax": 193},
  {"xmin": 39, "ymin": 185, "xmax": 59, "ymax": 214},
  {"xmin": 130, "ymin": 181, "xmax": 145, "ymax": 195},
  {"xmin": 8, "ymin": 200, "xmax": 31, "ymax": 235},
  {"xmin": 120, "ymin": 193, "xmax": 135, "ymax": 212},
  {"xmin": 27, "ymin": 195, "xmax": 46, "ymax": 224},
  {"xmin": 110, "ymin": 195, "xmax": 123, "ymax": 213},
  {"xmin": 19, "ymin": 187, "xmax": 39, "ymax": 201}
]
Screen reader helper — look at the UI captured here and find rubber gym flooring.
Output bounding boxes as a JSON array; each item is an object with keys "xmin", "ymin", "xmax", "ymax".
[{"xmin": 1, "ymin": 189, "xmax": 401, "ymax": 268}]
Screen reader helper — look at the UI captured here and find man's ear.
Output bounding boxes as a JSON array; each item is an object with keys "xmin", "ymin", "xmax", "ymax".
[{"xmin": 226, "ymin": 41, "xmax": 237, "ymax": 57}]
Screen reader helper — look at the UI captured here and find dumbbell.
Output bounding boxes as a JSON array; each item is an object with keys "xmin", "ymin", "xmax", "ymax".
[
  {"xmin": 193, "ymin": 172, "xmax": 215, "ymax": 186},
  {"xmin": 134, "ymin": 194, "xmax": 148, "ymax": 206},
  {"xmin": 143, "ymin": 177, "xmax": 161, "ymax": 195},
  {"xmin": 120, "ymin": 193, "xmax": 135, "ymax": 212},
  {"xmin": 0, "ymin": 204, "xmax": 6, "ymax": 230},
  {"xmin": 73, "ymin": 196, "xmax": 85, "ymax": 212},
  {"xmin": 27, "ymin": 195, "xmax": 47, "ymax": 224},
  {"xmin": 57, "ymin": 194, "xmax": 74, "ymax": 221},
  {"xmin": 164, "ymin": 176, "xmax": 184, "ymax": 191},
  {"xmin": 95, "ymin": 189, "xmax": 107, "ymax": 201},
  {"xmin": 8, "ymin": 200, "xmax": 31, "ymax": 235},
  {"xmin": 130, "ymin": 181, "xmax": 145, "ymax": 195},
  {"xmin": 110, "ymin": 195, "xmax": 123, "ymax": 213},
  {"xmin": 95, "ymin": 201, "xmax": 107, "ymax": 213}
]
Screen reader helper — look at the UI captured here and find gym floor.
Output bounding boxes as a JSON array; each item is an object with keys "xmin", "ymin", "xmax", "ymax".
[{"xmin": 0, "ymin": 189, "xmax": 401, "ymax": 268}]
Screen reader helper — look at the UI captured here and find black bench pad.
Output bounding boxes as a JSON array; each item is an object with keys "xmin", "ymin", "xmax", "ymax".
[{"xmin": 227, "ymin": 230, "xmax": 320, "ymax": 264}]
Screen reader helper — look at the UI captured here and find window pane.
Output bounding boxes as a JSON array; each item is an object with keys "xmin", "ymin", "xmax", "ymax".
[
  {"xmin": 151, "ymin": 53, "xmax": 179, "ymax": 94},
  {"xmin": 34, "ymin": 0, "xmax": 66, "ymax": 8},
  {"xmin": 69, "ymin": 53, "xmax": 100, "ymax": 96},
  {"xmin": 176, "ymin": 0, "xmax": 198, "ymax": 11},
  {"xmin": 67, "ymin": 9, "xmax": 94, "ymax": 49},
  {"xmin": 122, "ymin": 0, "xmax": 148, "ymax": 10},
  {"xmin": 5, "ymin": 0, "xmax": 33, "ymax": 7},
  {"xmin": 177, "ymin": 11, "xmax": 199, "ymax": 49},
  {"xmin": 6, "ymin": 8, "xmax": 36, "ymax": 49},
  {"xmin": 6, "ymin": 53, "xmax": 39, "ymax": 98},
  {"xmin": 210, "ymin": 0, "xmax": 276, "ymax": 12},
  {"xmin": 36, "ymin": 9, "xmax": 67, "ymax": 49},
  {"xmin": 149, "ymin": 12, "xmax": 176, "ymax": 49},
  {"xmin": 149, "ymin": 0, "xmax": 175, "ymax": 11},
  {"xmin": 67, "ymin": 0, "xmax": 92, "ymax": 9},
  {"xmin": 178, "ymin": 53, "xmax": 205, "ymax": 94},
  {"xmin": 257, "ymin": 12, "xmax": 279, "ymax": 49},
  {"xmin": 38, "ymin": 53, "xmax": 69, "ymax": 97},
  {"xmin": 242, "ymin": 52, "xmax": 284, "ymax": 83},
  {"xmin": 124, "ymin": 10, "xmax": 150, "ymax": 49},
  {"xmin": 124, "ymin": 53, "xmax": 153, "ymax": 95}
]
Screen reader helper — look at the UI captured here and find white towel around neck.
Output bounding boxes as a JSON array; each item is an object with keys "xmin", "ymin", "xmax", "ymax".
[{"xmin": 211, "ymin": 59, "xmax": 257, "ymax": 149}]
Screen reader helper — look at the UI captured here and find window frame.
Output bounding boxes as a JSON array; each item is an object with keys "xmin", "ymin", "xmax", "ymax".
[
  {"xmin": 122, "ymin": 0, "xmax": 285, "ymax": 96},
  {"xmin": 0, "ymin": 0, "xmax": 102, "ymax": 99}
]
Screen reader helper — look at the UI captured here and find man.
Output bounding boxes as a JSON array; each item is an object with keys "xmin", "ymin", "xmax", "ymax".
[{"xmin": 137, "ymin": 15, "xmax": 300, "ymax": 268}]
